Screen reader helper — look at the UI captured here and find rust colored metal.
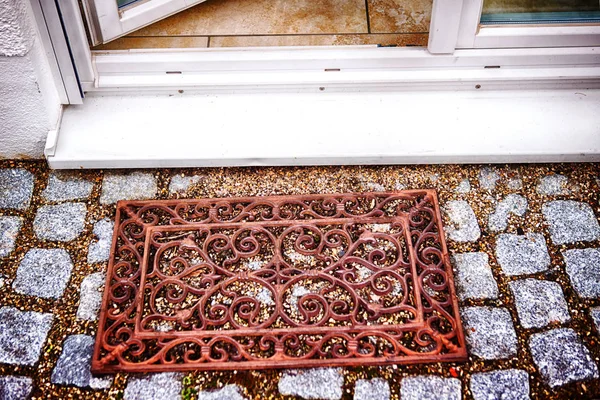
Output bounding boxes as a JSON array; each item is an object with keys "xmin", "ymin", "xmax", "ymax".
[{"xmin": 92, "ymin": 190, "xmax": 467, "ymax": 373}]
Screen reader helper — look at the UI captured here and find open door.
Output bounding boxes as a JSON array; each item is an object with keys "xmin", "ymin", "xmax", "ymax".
[{"xmin": 81, "ymin": 0, "xmax": 210, "ymax": 45}]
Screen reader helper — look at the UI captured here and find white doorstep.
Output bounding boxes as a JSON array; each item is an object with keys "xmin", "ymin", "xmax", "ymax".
[{"xmin": 48, "ymin": 89, "xmax": 600, "ymax": 169}]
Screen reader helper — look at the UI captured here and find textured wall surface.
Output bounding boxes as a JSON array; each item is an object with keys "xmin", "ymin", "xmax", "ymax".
[{"xmin": 0, "ymin": 0, "xmax": 61, "ymax": 159}]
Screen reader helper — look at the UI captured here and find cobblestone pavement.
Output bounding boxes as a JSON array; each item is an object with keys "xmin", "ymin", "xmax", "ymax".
[{"xmin": 0, "ymin": 161, "xmax": 599, "ymax": 400}]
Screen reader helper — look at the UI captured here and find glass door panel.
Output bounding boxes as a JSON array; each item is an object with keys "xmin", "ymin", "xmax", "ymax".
[
  {"xmin": 481, "ymin": 0, "xmax": 600, "ymax": 24},
  {"xmin": 117, "ymin": 0, "xmax": 142, "ymax": 8}
]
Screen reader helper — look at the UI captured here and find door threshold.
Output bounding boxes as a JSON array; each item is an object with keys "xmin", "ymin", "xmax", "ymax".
[{"xmin": 47, "ymin": 89, "xmax": 600, "ymax": 169}]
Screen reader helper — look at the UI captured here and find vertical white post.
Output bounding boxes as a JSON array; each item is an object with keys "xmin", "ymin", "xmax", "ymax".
[{"xmin": 427, "ymin": 0, "xmax": 464, "ymax": 54}]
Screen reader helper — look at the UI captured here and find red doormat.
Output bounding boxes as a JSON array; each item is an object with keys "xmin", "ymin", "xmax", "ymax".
[{"xmin": 92, "ymin": 191, "xmax": 467, "ymax": 373}]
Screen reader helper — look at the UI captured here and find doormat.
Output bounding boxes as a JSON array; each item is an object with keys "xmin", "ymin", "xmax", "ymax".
[{"xmin": 92, "ymin": 191, "xmax": 467, "ymax": 373}]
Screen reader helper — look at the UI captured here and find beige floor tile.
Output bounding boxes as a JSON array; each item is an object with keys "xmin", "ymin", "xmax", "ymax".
[
  {"xmin": 367, "ymin": 0, "xmax": 431, "ymax": 33},
  {"xmin": 93, "ymin": 36, "xmax": 209, "ymax": 50},
  {"xmin": 131, "ymin": 0, "xmax": 368, "ymax": 36},
  {"xmin": 209, "ymin": 33, "xmax": 428, "ymax": 47}
]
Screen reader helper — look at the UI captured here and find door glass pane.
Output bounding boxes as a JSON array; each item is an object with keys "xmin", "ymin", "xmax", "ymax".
[
  {"xmin": 481, "ymin": 0, "xmax": 600, "ymax": 24},
  {"xmin": 117, "ymin": 0, "xmax": 142, "ymax": 8}
]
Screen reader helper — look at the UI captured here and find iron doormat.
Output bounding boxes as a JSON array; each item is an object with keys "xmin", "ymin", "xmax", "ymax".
[{"xmin": 92, "ymin": 191, "xmax": 467, "ymax": 373}]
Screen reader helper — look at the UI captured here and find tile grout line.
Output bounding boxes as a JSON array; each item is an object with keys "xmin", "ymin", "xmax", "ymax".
[{"xmin": 365, "ymin": 0, "xmax": 371, "ymax": 34}]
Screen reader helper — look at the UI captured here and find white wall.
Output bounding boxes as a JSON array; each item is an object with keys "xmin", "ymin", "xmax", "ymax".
[{"xmin": 0, "ymin": 0, "xmax": 62, "ymax": 159}]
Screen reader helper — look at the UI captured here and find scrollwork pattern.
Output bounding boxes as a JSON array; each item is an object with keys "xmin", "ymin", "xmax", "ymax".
[{"xmin": 92, "ymin": 191, "xmax": 466, "ymax": 373}]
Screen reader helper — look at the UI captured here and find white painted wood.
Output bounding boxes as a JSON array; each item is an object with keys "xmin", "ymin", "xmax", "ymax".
[
  {"xmin": 82, "ymin": 0, "xmax": 210, "ymax": 44},
  {"xmin": 48, "ymin": 90, "xmax": 600, "ymax": 169},
  {"xmin": 428, "ymin": 0, "xmax": 464, "ymax": 54}
]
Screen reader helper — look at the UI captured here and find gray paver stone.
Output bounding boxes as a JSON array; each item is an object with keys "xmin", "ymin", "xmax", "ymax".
[
  {"xmin": 13, "ymin": 248, "xmax": 73, "ymax": 299},
  {"xmin": 542, "ymin": 200, "xmax": 600, "ymax": 244},
  {"xmin": 77, "ymin": 272, "xmax": 106, "ymax": 321},
  {"xmin": 590, "ymin": 307, "xmax": 600, "ymax": 334},
  {"xmin": 479, "ymin": 168, "xmax": 500, "ymax": 191},
  {"xmin": 124, "ymin": 373, "xmax": 183, "ymax": 400},
  {"xmin": 444, "ymin": 200, "xmax": 481, "ymax": 242},
  {"xmin": 0, "ymin": 216, "xmax": 22, "ymax": 259},
  {"xmin": 0, "ymin": 307, "xmax": 53, "ymax": 366},
  {"xmin": 400, "ymin": 376, "xmax": 461, "ymax": 400},
  {"xmin": 563, "ymin": 248, "xmax": 600, "ymax": 299},
  {"xmin": 507, "ymin": 178, "xmax": 523, "ymax": 190},
  {"xmin": 529, "ymin": 328, "xmax": 598, "ymax": 388},
  {"xmin": 509, "ymin": 278, "xmax": 570, "ymax": 329},
  {"xmin": 88, "ymin": 219, "xmax": 114, "ymax": 263},
  {"xmin": 455, "ymin": 179, "xmax": 471, "ymax": 193},
  {"xmin": 278, "ymin": 368, "xmax": 344, "ymax": 400},
  {"xmin": 33, "ymin": 203, "xmax": 87, "ymax": 242},
  {"xmin": 100, "ymin": 172, "xmax": 158, "ymax": 204},
  {"xmin": 495, "ymin": 233, "xmax": 550, "ymax": 276},
  {"xmin": 536, "ymin": 175, "xmax": 568, "ymax": 195},
  {"xmin": 197, "ymin": 385, "xmax": 247, "ymax": 400},
  {"xmin": 353, "ymin": 378, "xmax": 390, "ymax": 400},
  {"xmin": 51, "ymin": 335, "xmax": 112, "ymax": 389},
  {"xmin": 470, "ymin": 369, "xmax": 530, "ymax": 400},
  {"xmin": 169, "ymin": 175, "xmax": 203, "ymax": 194},
  {"xmin": 488, "ymin": 194, "xmax": 527, "ymax": 232},
  {"xmin": 0, "ymin": 169, "xmax": 34, "ymax": 210},
  {"xmin": 461, "ymin": 307, "xmax": 517, "ymax": 360},
  {"xmin": 452, "ymin": 252, "xmax": 498, "ymax": 300},
  {"xmin": 0, "ymin": 375, "xmax": 33, "ymax": 400},
  {"xmin": 42, "ymin": 172, "xmax": 94, "ymax": 202}
]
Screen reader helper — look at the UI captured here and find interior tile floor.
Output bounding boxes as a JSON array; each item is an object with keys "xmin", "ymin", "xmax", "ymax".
[{"xmin": 93, "ymin": 0, "xmax": 430, "ymax": 50}]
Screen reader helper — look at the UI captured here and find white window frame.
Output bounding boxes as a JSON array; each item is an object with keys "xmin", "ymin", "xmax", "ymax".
[
  {"xmin": 81, "ymin": 0, "xmax": 210, "ymax": 45},
  {"xmin": 429, "ymin": 0, "xmax": 600, "ymax": 53}
]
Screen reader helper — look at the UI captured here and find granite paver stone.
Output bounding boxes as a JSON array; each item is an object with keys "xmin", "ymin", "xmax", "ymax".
[
  {"xmin": 278, "ymin": 368, "xmax": 344, "ymax": 400},
  {"xmin": 400, "ymin": 376, "xmax": 461, "ymax": 400},
  {"xmin": 563, "ymin": 248, "xmax": 600, "ymax": 299},
  {"xmin": 353, "ymin": 378, "xmax": 390, "ymax": 400},
  {"xmin": 461, "ymin": 307, "xmax": 518, "ymax": 360},
  {"xmin": 13, "ymin": 248, "xmax": 73, "ymax": 299},
  {"xmin": 470, "ymin": 369, "xmax": 530, "ymax": 400},
  {"xmin": 0, "ymin": 307, "xmax": 53, "ymax": 366},
  {"xmin": 445, "ymin": 200, "xmax": 481, "ymax": 242},
  {"xmin": 124, "ymin": 373, "xmax": 183, "ymax": 400},
  {"xmin": 509, "ymin": 278, "xmax": 570, "ymax": 329},
  {"xmin": 33, "ymin": 203, "xmax": 87, "ymax": 242},
  {"xmin": 529, "ymin": 328, "xmax": 598, "ymax": 387},
  {"xmin": 0, "ymin": 375, "xmax": 33, "ymax": 400},
  {"xmin": 88, "ymin": 218, "xmax": 114, "ymax": 263},
  {"xmin": 42, "ymin": 172, "xmax": 94, "ymax": 202},
  {"xmin": 0, "ymin": 216, "xmax": 22, "ymax": 259},
  {"xmin": 100, "ymin": 172, "xmax": 158, "ymax": 204},
  {"xmin": 51, "ymin": 334, "xmax": 112, "ymax": 389},
  {"xmin": 452, "ymin": 252, "xmax": 498, "ymax": 300},
  {"xmin": 495, "ymin": 233, "xmax": 550, "ymax": 276},
  {"xmin": 542, "ymin": 200, "xmax": 600, "ymax": 244},
  {"xmin": 0, "ymin": 169, "xmax": 34, "ymax": 210}
]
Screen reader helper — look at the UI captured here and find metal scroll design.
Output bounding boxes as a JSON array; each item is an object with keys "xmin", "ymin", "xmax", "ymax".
[{"xmin": 92, "ymin": 191, "xmax": 466, "ymax": 372}]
